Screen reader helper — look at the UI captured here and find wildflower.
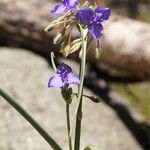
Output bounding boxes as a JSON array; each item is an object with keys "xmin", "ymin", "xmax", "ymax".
[
  {"xmin": 77, "ymin": 6, "xmax": 111, "ymax": 40},
  {"xmin": 51, "ymin": 0, "xmax": 78, "ymax": 16},
  {"xmin": 48, "ymin": 63, "xmax": 80, "ymax": 88}
]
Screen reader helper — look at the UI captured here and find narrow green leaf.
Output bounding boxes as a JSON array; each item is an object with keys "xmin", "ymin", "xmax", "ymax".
[{"xmin": 0, "ymin": 88, "xmax": 62, "ymax": 150}]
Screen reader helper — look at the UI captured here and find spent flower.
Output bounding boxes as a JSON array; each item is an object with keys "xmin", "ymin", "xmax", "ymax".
[{"xmin": 48, "ymin": 63, "xmax": 80, "ymax": 88}]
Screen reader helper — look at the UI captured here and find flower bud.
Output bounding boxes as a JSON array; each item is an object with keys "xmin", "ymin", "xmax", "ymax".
[
  {"xmin": 61, "ymin": 86, "xmax": 73, "ymax": 104},
  {"xmin": 53, "ymin": 25, "xmax": 70, "ymax": 45},
  {"xmin": 84, "ymin": 146, "xmax": 97, "ymax": 150},
  {"xmin": 84, "ymin": 146, "xmax": 91, "ymax": 150},
  {"xmin": 44, "ymin": 14, "xmax": 68, "ymax": 32},
  {"xmin": 95, "ymin": 47, "xmax": 102, "ymax": 59},
  {"xmin": 44, "ymin": 23, "xmax": 57, "ymax": 32},
  {"xmin": 95, "ymin": 42, "xmax": 102, "ymax": 59},
  {"xmin": 53, "ymin": 32, "xmax": 64, "ymax": 45},
  {"xmin": 87, "ymin": 96, "xmax": 102, "ymax": 103},
  {"xmin": 82, "ymin": 1, "xmax": 91, "ymax": 8}
]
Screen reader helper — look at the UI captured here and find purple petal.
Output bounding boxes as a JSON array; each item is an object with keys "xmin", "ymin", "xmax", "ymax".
[
  {"xmin": 48, "ymin": 74, "xmax": 64, "ymax": 88},
  {"xmin": 88, "ymin": 22, "xmax": 104, "ymax": 40},
  {"xmin": 57, "ymin": 63, "xmax": 72, "ymax": 75},
  {"xmin": 77, "ymin": 8, "xmax": 94, "ymax": 25},
  {"xmin": 65, "ymin": 0, "xmax": 78, "ymax": 10},
  {"xmin": 51, "ymin": 3, "xmax": 66, "ymax": 15},
  {"xmin": 65, "ymin": 0, "xmax": 78, "ymax": 6},
  {"xmin": 65, "ymin": 73, "xmax": 80, "ymax": 85},
  {"xmin": 95, "ymin": 6, "xmax": 111, "ymax": 23}
]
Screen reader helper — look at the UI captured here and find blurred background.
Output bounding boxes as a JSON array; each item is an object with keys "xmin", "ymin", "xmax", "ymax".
[{"xmin": 0, "ymin": 0, "xmax": 150, "ymax": 150}]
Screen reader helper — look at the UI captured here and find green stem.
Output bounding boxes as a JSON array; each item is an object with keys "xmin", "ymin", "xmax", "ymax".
[
  {"xmin": 74, "ymin": 26, "xmax": 88, "ymax": 150},
  {"xmin": 66, "ymin": 103, "xmax": 72, "ymax": 150},
  {"xmin": 0, "ymin": 88, "xmax": 62, "ymax": 150}
]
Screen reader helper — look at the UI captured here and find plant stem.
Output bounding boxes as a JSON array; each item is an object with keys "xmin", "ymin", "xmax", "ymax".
[
  {"xmin": 74, "ymin": 26, "xmax": 88, "ymax": 150},
  {"xmin": 0, "ymin": 88, "xmax": 62, "ymax": 150},
  {"xmin": 66, "ymin": 103, "xmax": 72, "ymax": 150},
  {"xmin": 51, "ymin": 52, "xmax": 57, "ymax": 72}
]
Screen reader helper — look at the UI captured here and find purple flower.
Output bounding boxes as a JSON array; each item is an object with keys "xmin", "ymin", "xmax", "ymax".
[
  {"xmin": 48, "ymin": 63, "xmax": 80, "ymax": 88},
  {"xmin": 77, "ymin": 6, "xmax": 111, "ymax": 40},
  {"xmin": 51, "ymin": 0, "xmax": 78, "ymax": 16}
]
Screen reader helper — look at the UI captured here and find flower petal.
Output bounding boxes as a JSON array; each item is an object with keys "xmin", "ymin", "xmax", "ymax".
[
  {"xmin": 57, "ymin": 63, "xmax": 72, "ymax": 75},
  {"xmin": 48, "ymin": 74, "xmax": 64, "ymax": 88},
  {"xmin": 65, "ymin": 73, "xmax": 80, "ymax": 85},
  {"xmin": 66, "ymin": 0, "xmax": 78, "ymax": 5},
  {"xmin": 88, "ymin": 22, "xmax": 104, "ymax": 40},
  {"xmin": 95, "ymin": 6, "xmax": 111, "ymax": 22},
  {"xmin": 51, "ymin": 3, "xmax": 66, "ymax": 15},
  {"xmin": 77, "ymin": 8, "xmax": 94, "ymax": 25},
  {"xmin": 65, "ymin": 0, "xmax": 78, "ymax": 10}
]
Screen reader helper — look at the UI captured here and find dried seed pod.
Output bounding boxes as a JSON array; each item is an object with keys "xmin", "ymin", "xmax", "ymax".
[
  {"xmin": 53, "ymin": 32, "xmax": 63, "ymax": 44},
  {"xmin": 44, "ymin": 22, "xmax": 57, "ymax": 32},
  {"xmin": 70, "ymin": 41, "xmax": 81, "ymax": 53},
  {"xmin": 71, "ymin": 38, "xmax": 81, "ymax": 45},
  {"xmin": 60, "ymin": 41, "xmax": 67, "ymax": 53},
  {"xmin": 64, "ymin": 45, "xmax": 71, "ymax": 57},
  {"xmin": 44, "ymin": 13, "xmax": 69, "ymax": 32},
  {"xmin": 95, "ymin": 47, "xmax": 102, "ymax": 59},
  {"xmin": 53, "ymin": 25, "xmax": 70, "ymax": 44},
  {"xmin": 95, "ymin": 41, "xmax": 102, "ymax": 59}
]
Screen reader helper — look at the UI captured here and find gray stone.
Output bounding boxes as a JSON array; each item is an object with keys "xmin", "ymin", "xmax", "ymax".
[{"xmin": 0, "ymin": 47, "xmax": 142, "ymax": 150}]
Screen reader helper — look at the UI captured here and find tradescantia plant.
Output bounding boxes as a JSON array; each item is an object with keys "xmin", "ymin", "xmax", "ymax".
[
  {"xmin": 0, "ymin": 0, "xmax": 111, "ymax": 150},
  {"xmin": 47, "ymin": 1, "xmax": 111, "ymax": 150}
]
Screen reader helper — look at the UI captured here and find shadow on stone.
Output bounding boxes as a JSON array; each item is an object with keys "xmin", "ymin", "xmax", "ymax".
[{"xmin": 84, "ymin": 73, "xmax": 150, "ymax": 150}]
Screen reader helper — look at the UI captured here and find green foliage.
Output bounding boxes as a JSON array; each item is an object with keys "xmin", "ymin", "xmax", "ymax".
[{"xmin": 112, "ymin": 82, "xmax": 150, "ymax": 122}]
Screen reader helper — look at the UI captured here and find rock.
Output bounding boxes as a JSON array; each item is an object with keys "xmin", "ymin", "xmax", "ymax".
[
  {"xmin": 0, "ymin": 47, "xmax": 142, "ymax": 150},
  {"xmin": 0, "ymin": 0, "xmax": 150, "ymax": 79}
]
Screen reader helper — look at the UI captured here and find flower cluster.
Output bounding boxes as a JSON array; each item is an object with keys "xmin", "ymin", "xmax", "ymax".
[
  {"xmin": 45, "ymin": 0, "xmax": 111, "ymax": 58},
  {"xmin": 51, "ymin": 0, "xmax": 111, "ymax": 40},
  {"xmin": 46, "ymin": 0, "xmax": 111, "ymax": 88}
]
